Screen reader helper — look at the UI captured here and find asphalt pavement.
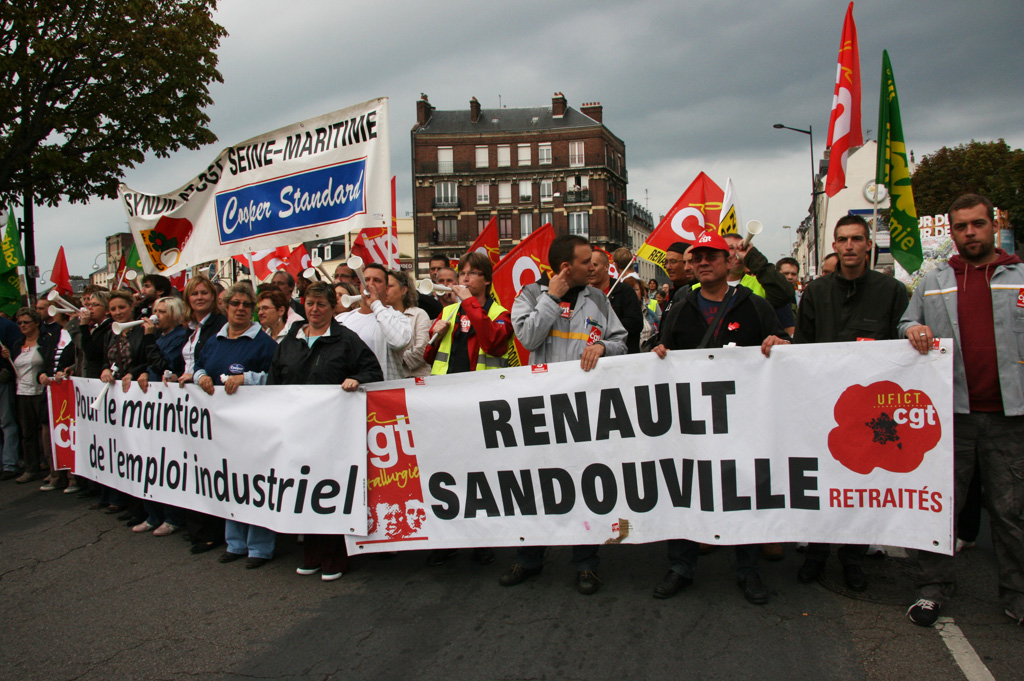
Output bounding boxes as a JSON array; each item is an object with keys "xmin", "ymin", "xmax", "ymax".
[{"xmin": 1, "ymin": 480, "xmax": 1020, "ymax": 681}]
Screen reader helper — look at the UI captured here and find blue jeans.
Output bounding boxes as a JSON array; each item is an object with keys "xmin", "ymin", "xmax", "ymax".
[
  {"xmin": 0, "ymin": 382, "xmax": 20, "ymax": 471},
  {"xmin": 515, "ymin": 545, "xmax": 599, "ymax": 572},
  {"xmin": 225, "ymin": 520, "xmax": 275, "ymax": 559},
  {"xmin": 667, "ymin": 539, "xmax": 760, "ymax": 579}
]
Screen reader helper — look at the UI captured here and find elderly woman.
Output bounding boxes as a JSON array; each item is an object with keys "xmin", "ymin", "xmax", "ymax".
[
  {"xmin": 270, "ymin": 281, "xmax": 382, "ymax": 581},
  {"xmin": 121, "ymin": 296, "xmax": 189, "ymax": 536},
  {"xmin": 336, "ymin": 263, "xmax": 411, "ymax": 381},
  {"xmin": 256, "ymin": 289, "xmax": 292, "ymax": 343},
  {"xmin": 171, "ymin": 275, "xmax": 228, "ymax": 554},
  {"xmin": 386, "ymin": 270, "xmax": 430, "ymax": 378},
  {"xmin": 182, "ymin": 283, "xmax": 277, "ymax": 568}
]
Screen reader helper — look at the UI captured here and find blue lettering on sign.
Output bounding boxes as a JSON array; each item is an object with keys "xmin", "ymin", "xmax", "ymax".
[{"xmin": 216, "ymin": 159, "xmax": 366, "ymax": 244}]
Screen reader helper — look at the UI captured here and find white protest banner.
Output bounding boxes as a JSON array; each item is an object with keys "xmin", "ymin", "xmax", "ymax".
[
  {"xmin": 119, "ymin": 97, "xmax": 390, "ymax": 275},
  {"xmin": 349, "ymin": 340, "xmax": 954, "ymax": 555},
  {"xmin": 72, "ymin": 379, "xmax": 368, "ymax": 535}
]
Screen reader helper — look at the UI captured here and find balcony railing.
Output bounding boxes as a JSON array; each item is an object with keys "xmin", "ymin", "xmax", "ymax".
[
  {"xmin": 564, "ymin": 190, "xmax": 591, "ymax": 203},
  {"xmin": 432, "ymin": 197, "xmax": 461, "ymax": 210}
]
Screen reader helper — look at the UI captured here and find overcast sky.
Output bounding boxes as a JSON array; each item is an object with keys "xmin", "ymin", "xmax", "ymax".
[{"xmin": 32, "ymin": 0, "xmax": 1024, "ymax": 280}]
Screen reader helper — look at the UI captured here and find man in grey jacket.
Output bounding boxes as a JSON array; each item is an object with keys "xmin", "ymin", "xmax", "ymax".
[
  {"xmin": 900, "ymin": 193, "xmax": 1024, "ymax": 628},
  {"xmin": 502, "ymin": 234, "xmax": 627, "ymax": 595}
]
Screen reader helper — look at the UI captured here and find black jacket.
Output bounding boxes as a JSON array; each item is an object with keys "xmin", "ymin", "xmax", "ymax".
[
  {"xmin": 608, "ymin": 283, "xmax": 644, "ymax": 354},
  {"xmin": 664, "ymin": 285, "xmax": 786, "ymax": 350},
  {"xmin": 269, "ymin": 320, "xmax": 383, "ymax": 386},
  {"xmin": 795, "ymin": 269, "xmax": 909, "ymax": 343},
  {"xmin": 78, "ymin": 318, "xmax": 113, "ymax": 379}
]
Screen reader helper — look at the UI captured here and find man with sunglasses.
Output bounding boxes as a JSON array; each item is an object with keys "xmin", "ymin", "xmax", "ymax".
[{"xmin": 651, "ymin": 229, "xmax": 789, "ymax": 605}]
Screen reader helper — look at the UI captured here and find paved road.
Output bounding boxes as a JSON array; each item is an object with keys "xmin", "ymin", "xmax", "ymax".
[{"xmin": 1, "ymin": 482, "xmax": 1019, "ymax": 681}]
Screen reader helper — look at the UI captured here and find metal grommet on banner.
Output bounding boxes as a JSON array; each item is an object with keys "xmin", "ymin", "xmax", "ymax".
[
  {"xmin": 933, "ymin": 540, "xmax": 940, "ymax": 547},
  {"xmin": 939, "ymin": 347, "xmax": 947, "ymax": 354},
  {"xmin": 708, "ymin": 355, "xmax": 715, "ymax": 360}
]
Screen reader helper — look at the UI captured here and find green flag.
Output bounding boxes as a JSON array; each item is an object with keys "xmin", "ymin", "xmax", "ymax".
[
  {"xmin": 1, "ymin": 203, "xmax": 25, "ymax": 274},
  {"xmin": 876, "ymin": 50, "xmax": 923, "ymax": 274},
  {"xmin": 0, "ymin": 270, "xmax": 22, "ymax": 317},
  {"xmin": 126, "ymin": 242, "xmax": 144, "ymax": 272}
]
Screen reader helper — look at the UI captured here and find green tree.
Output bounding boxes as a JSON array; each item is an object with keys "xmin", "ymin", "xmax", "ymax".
[
  {"xmin": 911, "ymin": 140, "xmax": 1024, "ymax": 229},
  {"xmin": 0, "ymin": 0, "xmax": 227, "ymax": 207}
]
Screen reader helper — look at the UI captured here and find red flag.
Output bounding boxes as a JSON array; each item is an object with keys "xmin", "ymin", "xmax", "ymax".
[
  {"xmin": 112, "ymin": 253, "xmax": 128, "ymax": 289},
  {"xmin": 168, "ymin": 271, "xmax": 187, "ymax": 292},
  {"xmin": 492, "ymin": 223, "xmax": 554, "ymax": 366},
  {"xmin": 636, "ymin": 172, "xmax": 723, "ymax": 274},
  {"xmin": 233, "ymin": 244, "xmax": 311, "ymax": 281},
  {"xmin": 351, "ymin": 226, "xmax": 399, "ymax": 266},
  {"xmin": 825, "ymin": 2, "xmax": 862, "ymax": 197},
  {"xmin": 467, "ymin": 216, "xmax": 501, "ymax": 267},
  {"xmin": 50, "ymin": 247, "xmax": 72, "ymax": 296}
]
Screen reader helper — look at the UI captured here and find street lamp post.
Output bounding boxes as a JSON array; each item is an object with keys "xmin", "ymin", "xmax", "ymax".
[{"xmin": 773, "ymin": 123, "xmax": 819, "ymax": 273}]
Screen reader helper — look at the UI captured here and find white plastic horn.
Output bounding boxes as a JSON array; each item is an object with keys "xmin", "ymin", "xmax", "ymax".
[
  {"xmin": 302, "ymin": 266, "xmax": 321, "ymax": 282},
  {"xmin": 340, "ymin": 293, "xmax": 362, "ymax": 309},
  {"xmin": 47, "ymin": 303, "xmax": 77, "ymax": 317},
  {"xmin": 124, "ymin": 270, "xmax": 138, "ymax": 281},
  {"xmin": 47, "ymin": 290, "xmax": 79, "ymax": 312},
  {"xmin": 743, "ymin": 220, "xmax": 763, "ymax": 247},
  {"xmin": 112, "ymin": 315, "xmax": 157, "ymax": 335},
  {"xmin": 310, "ymin": 256, "xmax": 333, "ymax": 280},
  {"xmin": 347, "ymin": 256, "xmax": 367, "ymax": 290},
  {"xmin": 91, "ymin": 364, "xmax": 118, "ymax": 409},
  {"xmin": 416, "ymin": 279, "xmax": 453, "ymax": 296}
]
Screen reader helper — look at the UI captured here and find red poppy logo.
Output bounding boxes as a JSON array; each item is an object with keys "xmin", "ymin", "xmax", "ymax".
[
  {"xmin": 828, "ymin": 381, "xmax": 941, "ymax": 474},
  {"xmin": 141, "ymin": 216, "xmax": 195, "ymax": 271},
  {"xmin": 728, "ymin": 322, "xmax": 740, "ymax": 331}
]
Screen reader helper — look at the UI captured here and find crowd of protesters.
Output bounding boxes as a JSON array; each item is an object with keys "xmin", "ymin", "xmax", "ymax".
[{"xmin": 0, "ymin": 193, "xmax": 1020, "ymax": 629}]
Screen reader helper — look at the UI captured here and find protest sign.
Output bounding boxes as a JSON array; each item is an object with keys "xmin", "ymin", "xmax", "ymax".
[
  {"xmin": 47, "ymin": 380, "xmax": 76, "ymax": 471},
  {"xmin": 119, "ymin": 97, "xmax": 390, "ymax": 275},
  {"xmin": 350, "ymin": 340, "xmax": 954, "ymax": 556},
  {"xmin": 72, "ymin": 380, "xmax": 368, "ymax": 535}
]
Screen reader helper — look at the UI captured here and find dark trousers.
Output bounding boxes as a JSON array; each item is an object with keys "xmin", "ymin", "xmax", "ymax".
[
  {"xmin": 803, "ymin": 543, "xmax": 868, "ymax": 565},
  {"xmin": 515, "ymin": 545, "xmax": 599, "ymax": 572},
  {"xmin": 303, "ymin": 535, "xmax": 350, "ymax": 574},
  {"xmin": 15, "ymin": 394, "xmax": 45, "ymax": 473},
  {"xmin": 668, "ymin": 540, "xmax": 760, "ymax": 579},
  {"xmin": 915, "ymin": 412, "xmax": 1024, "ymax": 617}
]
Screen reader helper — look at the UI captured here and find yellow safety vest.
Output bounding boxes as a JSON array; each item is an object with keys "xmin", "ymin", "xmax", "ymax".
[{"xmin": 431, "ymin": 300, "xmax": 512, "ymax": 374}]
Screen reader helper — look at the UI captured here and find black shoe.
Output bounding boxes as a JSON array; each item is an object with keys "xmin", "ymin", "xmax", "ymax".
[
  {"xmin": 426, "ymin": 549, "xmax": 458, "ymax": 566},
  {"xmin": 499, "ymin": 564, "xmax": 542, "ymax": 586},
  {"xmin": 217, "ymin": 551, "xmax": 245, "ymax": 563},
  {"xmin": 117, "ymin": 511, "xmax": 135, "ymax": 521},
  {"xmin": 472, "ymin": 547, "xmax": 495, "ymax": 565},
  {"xmin": 797, "ymin": 558, "xmax": 825, "ymax": 584},
  {"xmin": 907, "ymin": 599, "xmax": 940, "ymax": 627},
  {"xmin": 0, "ymin": 470, "xmax": 18, "ymax": 481},
  {"xmin": 653, "ymin": 570, "xmax": 692, "ymax": 599},
  {"xmin": 190, "ymin": 541, "xmax": 221, "ymax": 555},
  {"xmin": 245, "ymin": 557, "xmax": 270, "ymax": 569},
  {"xmin": 576, "ymin": 570, "xmax": 601, "ymax": 595},
  {"xmin": 739, "ymin": 574, "xmax": 769, "ymax": 605},
  {"xmin": 843, "ymin": 564, "xmax": 868, "ymax": 591}
]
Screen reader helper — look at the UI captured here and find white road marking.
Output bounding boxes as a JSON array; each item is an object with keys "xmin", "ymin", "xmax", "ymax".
[{"xmin": 935, "ymin": 617, "xmax": 997, "ymax": 681}]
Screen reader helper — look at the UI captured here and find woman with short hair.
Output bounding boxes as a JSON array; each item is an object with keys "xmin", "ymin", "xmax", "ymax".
[
  {"xmin": 183, "ymin": 282, "xmax": 277, "ymax": 568},
  {"xmin": 256, "ymin": 289, "xmax": 291, "ymax": 343},
  {"xmin": 270, "ymin": 281, "xmax": 382, "ymax": 581}
]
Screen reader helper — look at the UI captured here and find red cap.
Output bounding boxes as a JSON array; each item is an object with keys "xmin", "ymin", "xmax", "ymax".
[{"xmin": 690, "ymin": 229, "xmax": 730, "ymax": 252}]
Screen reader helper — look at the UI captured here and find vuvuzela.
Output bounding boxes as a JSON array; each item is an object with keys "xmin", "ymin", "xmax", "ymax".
[
  {"xmin": 743, "ymin": 220, "xmax": 763, "ymax": 247},
  {"xmin": 112, "ymin": 315, "xmax": 157, "ymax": 335},
  {"xmin": 416, "ymin": 279, "xmax": 453, "ymax": 296}
]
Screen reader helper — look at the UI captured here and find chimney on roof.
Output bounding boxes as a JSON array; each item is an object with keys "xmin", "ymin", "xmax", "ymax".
[
  {"xmin": 580, "ymin": 101, "xmax": 602, "ymax": 123},
  {"xmin": 470, "ymin": 97, "xmax": 481, "ymax": 123},
  {"xmin": 552, "ymin": 92, "xmax": 567, "ymax": 118},
  {"xmin": 416, "ymin": 93, "xmax": 433, "ymax": 127}
]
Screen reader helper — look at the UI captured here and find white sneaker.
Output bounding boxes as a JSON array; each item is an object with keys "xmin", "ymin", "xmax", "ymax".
[
  {"xmin": 295, "ymin": 565, "xmax": 321, "ymax": 576},
  {"xmin": 321, "ymin": 571, "xmax": 343, "ymax": 582}
]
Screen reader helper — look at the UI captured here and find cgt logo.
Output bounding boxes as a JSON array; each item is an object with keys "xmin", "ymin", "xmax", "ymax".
[{"xmin": 828, "ymin": 381, "xmax": 941, "ymax": 474}]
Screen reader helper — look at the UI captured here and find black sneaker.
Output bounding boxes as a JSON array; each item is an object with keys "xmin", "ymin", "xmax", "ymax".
[
  {"xmin": 245, "ymin": 557, "xmax": 270, "ymax": 569},
  {"xmin": 843, "ymin": 564, "xmax": 868, "ymax": 591},
  {"xmin": 907, "ymin": 599, "xmax": 940, "ymax": 627},
  {"xmin": 576, "ymin": 570, "xmax": 601, "ymax": 595},
  {"xmin": 739, "ymin": 574, "xmax": 769, "ymax": 604},
  {"xmin": 653, "ymin": 570, "xmax": 692, "ymax": 599},
  {"xmin": 499, "ymin": 564, "xmax": 541, "ymax": 586},
  {"xmin": 217, "ymin": 551, "xmax": 245, "ymax": 563}
]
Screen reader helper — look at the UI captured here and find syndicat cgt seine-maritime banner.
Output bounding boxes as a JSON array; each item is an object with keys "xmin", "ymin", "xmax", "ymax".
[
  {"xmin": 59, "ymin": 342, "xmax": 954, "ymax": 554},
  {"xmin": 118, "ymin": 97, "xmax": 391, "ymax": 276}
]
